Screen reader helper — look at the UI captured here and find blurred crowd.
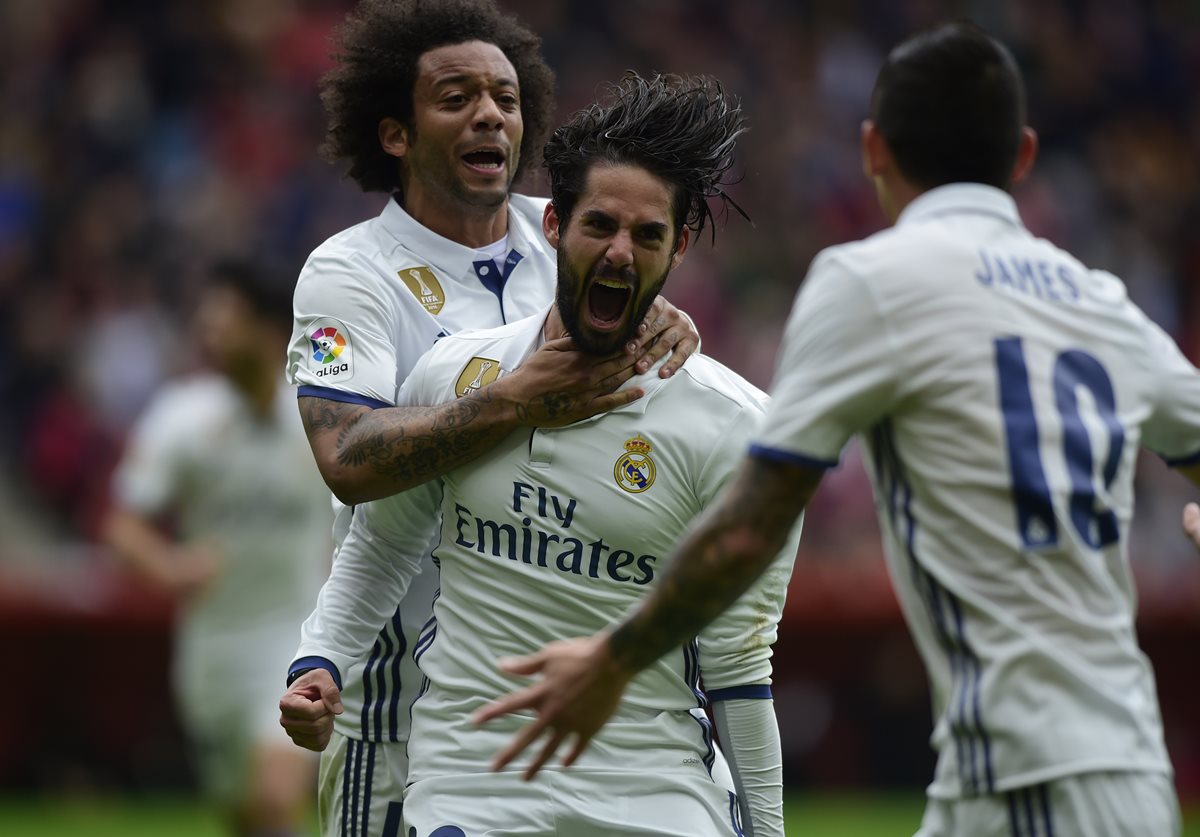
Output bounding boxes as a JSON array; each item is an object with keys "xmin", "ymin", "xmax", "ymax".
[{"xmin": 1, "ymin": 0, "xmax": 1198, "ymax": 591}]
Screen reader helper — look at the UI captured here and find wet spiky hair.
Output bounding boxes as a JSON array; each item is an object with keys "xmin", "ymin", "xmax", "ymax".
[
  {"xmin": 544, "ymin": 72, "xmax": 747, "ymax": 241},
  {"xmin": 319, "ymin": 0, "xmax": 555, "ymax": 195}
]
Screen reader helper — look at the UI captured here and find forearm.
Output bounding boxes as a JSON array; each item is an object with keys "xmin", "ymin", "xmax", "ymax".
[
  {"xmin": 712, "ymin": 697, "xmax": 784, "ymax": 837},
  {"xmin": 301, "ymin": 391, "xmax": 519, "ymax": 504},
  {"xmin": 103, "ymin": 509, "xmax": 174, "ymax": 585},
  {"xmin": 608, "ymin": 457, "xmax": 815, "ymax": 674}
]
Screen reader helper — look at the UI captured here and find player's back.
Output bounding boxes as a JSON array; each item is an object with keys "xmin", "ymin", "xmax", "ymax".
[{"xmin": 825, "ymin": 184, "xmax": 1197, "ymax": 796}]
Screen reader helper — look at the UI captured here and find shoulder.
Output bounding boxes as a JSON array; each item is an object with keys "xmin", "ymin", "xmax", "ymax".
[
  {"xmin": 507, "ymin": 193, "xmax": 550, "ymax": 222},
  {"xmin": 135, "ymin": 373, "xmax": 234, "ymax": 431},
  {"xmin": 295, "ymin": 214, "xmax": 397, "ymax": 291},
  {"xmin": 665, "ymin": 355, "xmax": 770, "ymax": 420}
]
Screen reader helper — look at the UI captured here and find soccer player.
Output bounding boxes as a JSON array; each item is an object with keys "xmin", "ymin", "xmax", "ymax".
[
  {"xmin": 105, "ymin": 262, "xmax": 331, "ymax": 837},
  {"xmin": 280, "ymin": 1, "xmax": 702, "ymax": 834},
  {"xmin": 285, "ymin": 72, "xmax": 799, "ymax": 837},
  {"xmin": 477, "ymin": 22, "xmax": 1200, "ymax": 837}
]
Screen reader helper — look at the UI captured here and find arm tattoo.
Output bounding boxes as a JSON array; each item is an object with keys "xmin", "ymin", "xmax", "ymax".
[
  {"xmin": 300, "ymin": 397, "xmax": 363, "ymax": 434},
  {"xmin": 609, "ymin": 457, "xmax": 816, "ymax": 672},
  {"xmin": 333, "ymin": 390, "xmax": 507, "ymax": 485}
]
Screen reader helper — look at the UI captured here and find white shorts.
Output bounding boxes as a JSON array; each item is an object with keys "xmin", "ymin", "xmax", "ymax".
[
  {"xmin": 403, "ymin": 769, "xmax": 743, "ymax": 837},
  {"xmin": 916, "ymin": 771, "xmax": 1180, "ymax": 837},
  {"xmin": 318, "ymin": 731, "xmax": 408, "ymax": 837},
  {"xmin": 172, "ymin": 629, "xmax": 304, "ymax": 804}
]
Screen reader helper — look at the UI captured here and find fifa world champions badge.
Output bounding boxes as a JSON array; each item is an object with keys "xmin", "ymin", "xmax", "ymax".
[
  {"xmin": 455, "ymin": 357, "xmax": 502, "ymax": 398},
  {"xmin": 307, "ymin": 318, "xmax": 354, "ymax": 380},
  {"xmin": 614, "ymin": 436, "xmax": 656, "ymax": 493},
  {"xmin": 398, "ymin": 266, "xmax": 446, "ymax": 314}
]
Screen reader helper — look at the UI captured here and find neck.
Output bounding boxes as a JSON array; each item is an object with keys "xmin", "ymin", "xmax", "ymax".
[
  {"xmin": 401, "ymin": 193, "xmax": 510, "ymax": 249},
  {"xmin": 543, "ymin": 305, "xmax": 568, "ymax": 343},
  {"xmin": 878, "ymin": 171, "xmax": 925, "ymax": 224},
  {"xmin": 228, "ymin": 354, "xmax": 278, "ymax": 418}
]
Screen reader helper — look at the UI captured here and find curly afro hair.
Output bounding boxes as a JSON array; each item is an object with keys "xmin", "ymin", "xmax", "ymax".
[
  {"xmin": 320, "ymin": 0, "xmax": 555, "ymax": 195},
  {"xmin": 544, "ymin": 72, "xmax": 747, "ymax": 243}
]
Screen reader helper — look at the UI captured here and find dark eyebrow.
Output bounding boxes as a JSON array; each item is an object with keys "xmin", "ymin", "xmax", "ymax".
[{"xmin": 431, "ymin": 74, "xmax": 518, "ymax": 90}]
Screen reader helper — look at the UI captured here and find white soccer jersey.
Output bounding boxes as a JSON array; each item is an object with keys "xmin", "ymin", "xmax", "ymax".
[
  {"xmin": 112, "ymin": 373, "xmax": 332, "ymax": 665},
  {"xmin": 296, "ymin": 308, "xmax": 800, "ymax": 786},
  {"xmin": 285, "ymin": 194, "xmax": 558, "ymax": 746},
  {"xmin": 753, "ymin": 184, "xmax": 1200, "ymax": 799}
]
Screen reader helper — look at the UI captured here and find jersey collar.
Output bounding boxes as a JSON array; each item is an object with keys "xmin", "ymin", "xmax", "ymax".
[
  {"xmin": 378, "ymin": 195, "xmax": 537, "ymax": 265},
  {"xmin": 896, "ymin": 183, "xmax": 1024, "ymax": 230}
]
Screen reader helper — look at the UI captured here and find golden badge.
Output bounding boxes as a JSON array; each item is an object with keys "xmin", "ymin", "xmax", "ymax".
[
  {"xmin": 398, "ymin": 266, "xmax": 445, "ymax": 314},
  {"xmin": 455, "ymin": 356, "xmax": 502, "ymax": 398},
  {"xmin": 614, "ymin": 435, "xmax": 656, "ymax": 493}
]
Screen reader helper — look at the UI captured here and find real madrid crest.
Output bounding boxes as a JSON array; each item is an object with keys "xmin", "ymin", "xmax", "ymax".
[
  {"xmin": 614, "ymin": 435, "xmax": 656, "ymax": 493},
  {"xmin": 455, "ymin": 356, "xmax": 502, "ymax": 397},
  {"xmin": 398, "ymin": 266, "xmax": 446, "ymax": 314}
]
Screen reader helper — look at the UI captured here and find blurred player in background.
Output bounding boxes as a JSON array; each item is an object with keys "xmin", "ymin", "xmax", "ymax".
[
  {"xmin": 287, "ymin": 71, "xmax": 796, "ymax": 837},
  {"xmin": 278, "ymin": 1, "xmax": 703, "ymax": 834},
  {"xmin": 477, "ymin": 22, "xmax": 1200, "ymax": 837},
  {"xmin": 104, "ymin": 261, "xmax": 331, "ymax": 837}
]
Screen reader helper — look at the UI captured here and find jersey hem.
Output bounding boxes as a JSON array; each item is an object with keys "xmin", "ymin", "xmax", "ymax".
[
  {"xmin": 925, "ymin": 758, "xmax": 1173, "ymax": 799},
  {"xmin": 748, "ymin": 443, "xmax": 839, "ymax": 470},
  {"xmin": 297, "ymin": 385, "xmax": 392, "ymax": 410}
]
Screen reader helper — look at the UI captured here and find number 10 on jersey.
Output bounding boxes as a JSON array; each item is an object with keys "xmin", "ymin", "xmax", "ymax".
[{"xmin": 994, "ymin": 337, "xmax": 1127, "ymax": 550}]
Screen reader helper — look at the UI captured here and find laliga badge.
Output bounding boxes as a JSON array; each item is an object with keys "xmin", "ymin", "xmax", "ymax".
[
  {"xmin": 614, "ymin": 435, "xmax": 656, "ymax": 493},
  {"xmin": 455, "ymin": 357, "xmax": 502, "ymax": 397},
  {"xmin": 307, "ymin": 318, "xmax": 354, "ymax": 381},
  {"xmin": 398, "ymin": 266, "xmax": 446, "ymax": 314}
]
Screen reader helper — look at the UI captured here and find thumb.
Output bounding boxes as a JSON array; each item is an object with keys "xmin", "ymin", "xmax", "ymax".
[{"xmin": 320, "ymin": 681, "xmax": 344, "ymax": 715}]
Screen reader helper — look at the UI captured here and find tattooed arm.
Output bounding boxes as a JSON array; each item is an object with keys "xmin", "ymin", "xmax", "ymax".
[
  {"xmin": 472, "ymin": 455, "xmax": 822, "ymax": 778},
  {"xmin": 303, "ymin": 337, "xmax": 645, "ymax": 505}
]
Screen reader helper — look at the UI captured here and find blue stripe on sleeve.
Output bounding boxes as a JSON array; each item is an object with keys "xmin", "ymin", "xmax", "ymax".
[
  {"xmin": 748, "ymin": 444, "xmax": 840, "ymax": 470},
  {"xmin": 1163, "ymin": 447, "xmax": 1200, "ymax": 468},
  {"xmin": 298, "ymin": 385, "xmax": 392, "ymax": 410},
  {"xmin": 707, "ymin": 684, "xmax": 773, "ymax": 702},
  {"xmin": 288, "ymin": 655, "xmax": 343, "ymax": 691}
]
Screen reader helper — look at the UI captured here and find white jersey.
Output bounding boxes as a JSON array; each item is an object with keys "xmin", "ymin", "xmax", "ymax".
[
  {"xmin": 753, "ymin": 184, "xmax": 1200, "ymax": 798},
  {"xmin": 112, "ymin": 374, "xmax": 332, "ymax": 659},
  {"xmin": 285, "ymin": 194, "xmax": 557, "ymax": 744},
  {"xmin": 296, "ymin": 309, "xmax": 800, "ymax": 785}
]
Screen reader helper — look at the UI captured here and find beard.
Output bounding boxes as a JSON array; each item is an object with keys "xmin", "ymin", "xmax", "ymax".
[{"xmin": 555, "ymin": 246, "xmax": 668, "ymax": 356}]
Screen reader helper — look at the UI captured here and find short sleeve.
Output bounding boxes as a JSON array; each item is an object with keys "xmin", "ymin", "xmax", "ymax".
[
  {"xmin": 287, "ymin": 250, "xmax": 402, "ymax": 408},
  {"xmin": 111, "ymin": 388, "xmax": 190, "ymax": 515},
  {"xmin": 1140, "ymin": 315, "xmax": 1200, "ymax": 466},
  {"xmin": 753, "ymin": 249, "xmax": 904, "ymax": 467}
]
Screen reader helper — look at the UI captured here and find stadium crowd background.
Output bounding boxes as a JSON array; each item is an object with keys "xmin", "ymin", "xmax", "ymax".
[{"xmin": 1, "ymin": 0, "xmax": 1198, "ymax": 802}]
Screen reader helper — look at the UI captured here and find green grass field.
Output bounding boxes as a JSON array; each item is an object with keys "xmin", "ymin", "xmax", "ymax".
[{"xmin": 0, "ymin": 793, "xmax": 1195, "ymax": 835}]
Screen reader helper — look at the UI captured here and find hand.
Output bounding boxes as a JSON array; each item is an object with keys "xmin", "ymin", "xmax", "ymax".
[
  {"xmin": 492, "ymin": 337, "xmax": 644, "ymax": 428},
  {"xmin": 155, "ymin": 544, "xmax": 223, "ymax": 601},
  {"xmin": 627, "ymin": 296, "xmax": 700, "ymax": 378},
  {"xmin": 1184, "ymin": 503, "xmax": 1200, "ymax": 550},
  {"xmin": 470, "ymin": 635, "xmax": 633, "ymax": 780},
  {"xmin": 279, "ymin": 668, "xmax": 344, "ymax": 752}
]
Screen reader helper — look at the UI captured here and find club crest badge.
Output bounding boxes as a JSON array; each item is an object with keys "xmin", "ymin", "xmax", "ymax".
[
  {"xmin": 455, "ymin": 356, "xmax": 501, "ymax": 397},
  {"xmin": 398, "ymin": 266, "xmax": 446, "ymax": 314},
  {"xmin": 614, "ymin": 435, "xmax": 656, "ymax": 494}
]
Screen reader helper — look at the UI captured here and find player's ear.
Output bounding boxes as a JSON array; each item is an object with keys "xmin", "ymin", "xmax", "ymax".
[
  {"xmin": 542, "ymin": 201, "xmax": 562, "ymax": 249},
  {"xmin": 669, "ymin": 226, "xmax": 690, "ymax": 271},
  {"xmin": 379, "ymin": 118, "xmax": 409, "ymax": 159},
  {"xmin": 1010, "ymin": 126, "xmax": 1038, "ymax": 185},
  {"xmin": 861, "ymin": 120, "xmax": 887, "ymax": 178}
]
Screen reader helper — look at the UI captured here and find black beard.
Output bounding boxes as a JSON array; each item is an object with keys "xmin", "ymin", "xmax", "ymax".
[{"xmin": 555, "ymin": 247, "xmax": 668, "ymax": 356}]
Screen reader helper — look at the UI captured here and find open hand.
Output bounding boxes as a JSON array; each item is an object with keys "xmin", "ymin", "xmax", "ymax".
[
  {"xmin": 629, "ymin": 296, "xmax": 700, "ymax": 378},
  {"xmin": 471, "ymin": 635, "xmax": 632, "ymax": 780}
]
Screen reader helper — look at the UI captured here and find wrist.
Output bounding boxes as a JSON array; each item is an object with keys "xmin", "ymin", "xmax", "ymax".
[{"xmin": 483, "ymin": 374, "xmax": 528, "ymax": 428}]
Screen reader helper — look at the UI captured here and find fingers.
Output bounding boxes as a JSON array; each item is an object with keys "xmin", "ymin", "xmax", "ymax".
[
  {"xmin": 472, "ymin": 681, "xmax": 546, "ymax": 726},
  {"xmin": 497, "ymin": 652, "xmax": 548, "ymax": 677},
  {"xmin": 562, "ymin": 732, "xmax": 591, "ymax": 768},
  {"xmin": 319, "ymin": 681, "xmax": 345, "ymax": 715},
  {"xmin": 490, "ymin": 716, "xmax": 551, "ymax": 773},
  {"xmin": 1184, "ymin": 502, "xmax": 1200, "ymax": 548},
  {"xmin": 524, "ymin": 728, "xmax": 569, "ymax": 781},
  {"xmin": 657, "ymin": 331, "xmax": 699, "ymax": 378}
]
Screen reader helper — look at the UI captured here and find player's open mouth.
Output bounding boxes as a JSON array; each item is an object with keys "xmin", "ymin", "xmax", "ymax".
[
  {"xmin": 585, "ymin": 277, "xmax": 633, "ymax": 331},
  {"xmin": 462, "ymin": 148, "xmax": 506, "ymax": 175}
]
